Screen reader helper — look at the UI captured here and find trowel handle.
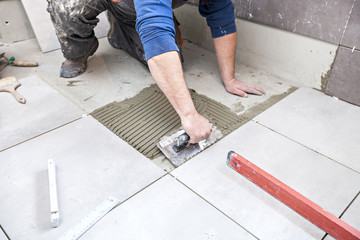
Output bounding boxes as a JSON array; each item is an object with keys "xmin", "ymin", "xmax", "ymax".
[
  {"xmin": 12, "ymin": 60, "xmax": 38, "ymax": 67},
  {"xmin": 174, "ymin": 132, "xmax": 190, "ymax": 147}
]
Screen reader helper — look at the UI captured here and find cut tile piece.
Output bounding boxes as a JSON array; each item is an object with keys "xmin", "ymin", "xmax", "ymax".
[
  {"xmin": 0, "ymin": 116, "xmax": 164, "ymax": 240},
  {"xmin": 84, "ymin": 175, "xmax": 256, "ymax": 240},
  {"xmin": 326, "ymin": 47, "xmax": 360, "ymax": 106},
  {"xmin": 234, "ymin": 0, "xmax": 353, "ymax": 44},
  {"xmin": 173, "ymin": 121, "xmax": 360, "ymax": 239},
  {"xmin": 0, "ymin": 75, "xmax": 83, "ymax": 151},
  {"xmin": 256, "ymin": 87, "xmax": 360, "ymax": 172},
  {"xmin": 341, "ymin": 0, "xmax": 360, "ymax": 50},
  {"xmin": 21, "ymin": 0, "xmax": 109, "ymax": 52}
]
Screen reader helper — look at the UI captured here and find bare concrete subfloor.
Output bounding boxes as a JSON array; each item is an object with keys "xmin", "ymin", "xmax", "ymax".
[{"xmin": 1, "ymin": 37, "xmax": 296, "ymax": 170}]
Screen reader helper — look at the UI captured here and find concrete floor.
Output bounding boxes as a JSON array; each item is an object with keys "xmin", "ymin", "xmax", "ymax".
[{"xmin": 0, "ymin": 37, "xmax": 359, "ymax": 239}]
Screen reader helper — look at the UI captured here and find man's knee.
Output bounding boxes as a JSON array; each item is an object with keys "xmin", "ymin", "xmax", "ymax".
[
  {"xmin": 47, "ymin": 0, "xmax": 107, "ymax": 25},
  {"xmin": 47, "ymin": 0, "xmax": 83, "ymax": 27}
]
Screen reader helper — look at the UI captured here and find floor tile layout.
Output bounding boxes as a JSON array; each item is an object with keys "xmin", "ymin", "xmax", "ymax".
[
  {"xmin": 84, "ymin": 175, "xmax": 256, "ymax": 240},
  {"xmin": 256, "ymin": 88, "xmax": 360, "ymax": 173},
  {"xmin": 173, "ymin": 120, "xmax": 360, "ymax": 239},
  {"xmin": 0, "ymin": 75, "xmax": 83, "ymax": 151},
  {"xmin": 0, "ymin": 116, "xmax": 164, "ymax": 240}
]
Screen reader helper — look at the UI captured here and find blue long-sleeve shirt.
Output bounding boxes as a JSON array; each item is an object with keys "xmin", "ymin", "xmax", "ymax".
[{"xmin": 134, "ymin": 0, "xmax": 236, "ymax": 61}]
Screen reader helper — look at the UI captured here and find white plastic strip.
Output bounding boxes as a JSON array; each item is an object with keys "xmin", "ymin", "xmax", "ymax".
[
  {"xmin": 58, "ymin": 196, "xmax": 120, "ymax": 240},
  {"xmin": 48, "ymin": 159, "xmax": 60, "ymax": 228}
]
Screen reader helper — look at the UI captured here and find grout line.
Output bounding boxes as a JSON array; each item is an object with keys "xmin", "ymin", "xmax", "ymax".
[
  {"xmin": 338, "ymin": 191, "xmax": 360, "ymax": 219},
  {"xmin": 0, "ymin": 117, "xmax": 82, "ymax": 153},
  {"xmin": 321, "ymin": 229, "xmax": 329, "ymax": 240},
  {"xmin": 339, "ymin": 0, "xmax": 356, "ymax": 44},
  {"xmin": 0, "ymin": 176, "xmax": 166, "ymax": 238},
  {"xmin": 112, "ymin": 173, "xmax": 169, "ymax": 210},
  {"xmin": 340, "ymin": 45, "xmax": 359, "ymax": 52},
  {"xmin": 170, "ymin": 174, "xmax": 260, "ymax": 240},
  {"xmin": 321, "ymin": 231, "xmax": 328, "ymax": 239},
  {"xmin": 254, "ymin": 121, "xmax": 360, "ymax": 175},
  {"xmin": 321, "ymin": 191, "xmax": 360, "ymax": 240},
  {"xmin": 0, "ymin": 225, "xmax": 10, "ymax": 240}
]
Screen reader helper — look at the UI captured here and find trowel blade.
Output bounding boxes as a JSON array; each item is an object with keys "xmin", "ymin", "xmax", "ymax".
[{"xmin": 157, "ymin": 126, "xmax": 223, "ymax": 167}]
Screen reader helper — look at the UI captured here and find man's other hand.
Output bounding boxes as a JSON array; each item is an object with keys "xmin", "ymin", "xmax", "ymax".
[
  {"xmin": 181, "ymin": 111, "xmax": 212, "ymax": 144},
  {"xmin": 224, "ymin": 78, "xmax": 265, "ymax": 98}
]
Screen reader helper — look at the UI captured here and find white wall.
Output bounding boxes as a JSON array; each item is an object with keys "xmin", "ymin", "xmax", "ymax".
[{"xmin": 175, "ymin": 4, "xmax": 338, "ymax": 90}]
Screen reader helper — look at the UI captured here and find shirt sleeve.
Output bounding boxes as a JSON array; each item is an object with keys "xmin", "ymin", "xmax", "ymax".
[
  {"xmin": 199, "ymin": 0, "xmax": 237, "ymax": 38},
  {"xmin": 134, "ymin": 0, "xmax": 179, "ymax": 61}
]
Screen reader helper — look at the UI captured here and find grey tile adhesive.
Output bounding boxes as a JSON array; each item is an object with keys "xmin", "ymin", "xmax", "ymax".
[{"xmin": 91, "ymin": 84, "xmax": 247, "ymax": 160}]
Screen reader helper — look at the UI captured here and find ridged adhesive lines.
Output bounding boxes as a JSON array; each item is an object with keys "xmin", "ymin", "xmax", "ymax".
[{"xmin": 91, "ymin": 85, "xmax": 248, "ymax": 159}]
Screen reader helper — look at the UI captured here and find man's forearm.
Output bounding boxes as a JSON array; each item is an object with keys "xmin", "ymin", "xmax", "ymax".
[
  {"xmin": 147, "ymin": 51, "xmax": 211, "ymax": 143},
  {"xmin": 213, "ymin": 32, "xmax": 237, "ymax": 84},
  {"xmin": 147, "ymin": 51, "xmax": 195, "ymax": 119},
  {"xmin": 213, "ymin": 32, "xmax": 265, "ymax": 97}
]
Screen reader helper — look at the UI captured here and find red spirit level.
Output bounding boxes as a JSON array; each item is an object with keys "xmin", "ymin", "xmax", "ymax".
[{"xmin": 227, "ymin": 151, "xmax": 360, "ymax": 240}]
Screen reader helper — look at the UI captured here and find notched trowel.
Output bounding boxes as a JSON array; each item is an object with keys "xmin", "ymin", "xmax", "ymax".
[{"xmin": 157, "ymin": 126, "xmax": 223, "ymax": 166}]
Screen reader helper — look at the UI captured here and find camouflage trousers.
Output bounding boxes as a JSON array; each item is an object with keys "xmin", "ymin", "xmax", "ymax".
[{"xmin": 46, "ymin": 0, "xmax": 185, "ymax": 64}]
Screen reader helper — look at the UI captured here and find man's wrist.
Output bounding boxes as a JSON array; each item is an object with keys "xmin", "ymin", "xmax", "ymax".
[
  {"xmin": 222, "ymin": 76, "xmax": 235, "ymax": 86},
  {"xmin": 179, "ymin": 108, "xmax": 198, "ymax": 121}
]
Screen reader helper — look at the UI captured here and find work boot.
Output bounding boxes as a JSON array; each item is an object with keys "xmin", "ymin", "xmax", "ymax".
[{"xmin": 60, "ymin": 38, "xmax": 99, "ymax": 78}]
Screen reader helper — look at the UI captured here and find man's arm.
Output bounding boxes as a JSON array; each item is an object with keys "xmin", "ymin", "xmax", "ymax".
[
  {"xmin": 134, "ymin": 0, "xmax": 211, "ymax": 143},
  {"xmin": 148, "ymin": 52, "xmax": 211, "ymax": 143},
  {"xmin": 199, "ymin": 0, "xmax": 264, "ymax": 97},
  {"xmin": 213, "ymin": 32, "xmax": 264, "ymax": 97}
]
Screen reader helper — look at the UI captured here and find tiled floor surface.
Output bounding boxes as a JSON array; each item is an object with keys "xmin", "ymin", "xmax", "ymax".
[
  {"xmin": 0, "ymin": 115, "xmax": 164, "ymax": 239},
  {"xmin": 341, "ymin": 196, "xmax": 360, "ymax": 231},
  {"xmin": 255, "ymin": 87, "xmax": 360, "ymax": 173},
  {"xmin": 1, "ymin": 39, "xmax": 359, "ymax": 239},
  {"xmin": 172, "ymin": 120, "xmax": 360, "ymax": 239},
  {"xmin": 0, "ymin": 75, "xmax": 83, "ymax": 151},
  {"xmin": 0, "ymin": 227, "xmax": 8, "ymax": 240},
  {"xmin": 1, "ymin": 38, "xmax": 296, "ymax": 171},
  {"xmin": 84, "ymin": 175, "xmax": 256, "ymax": 240}
]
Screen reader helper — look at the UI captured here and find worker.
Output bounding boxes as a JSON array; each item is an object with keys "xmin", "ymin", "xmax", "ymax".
[{"xmin": 47, "ymin": 0, "xmax": 265, "ymax": 143}]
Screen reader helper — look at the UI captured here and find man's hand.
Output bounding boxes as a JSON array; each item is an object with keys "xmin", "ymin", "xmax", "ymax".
[
  {"xmin": 213, "ymin": 32, "xmax": 265, "ymax": 97},
  {"xmin": 224, "ymin": 78, "xmax": 265, "ymax": 98},
  {"xmin": 180, "ymin": 111, "xmax": 212, "ymax": 144}
]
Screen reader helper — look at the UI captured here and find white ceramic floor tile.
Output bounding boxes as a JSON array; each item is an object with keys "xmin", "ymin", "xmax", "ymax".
[
  {"xmin": 172, "ymin": 121, "xmax": 360, "ymax": 240},
  {"xmin": 21, "ymin": 0, "xmax": 109, "ymax": 52},
  {"xmin": 0, "ymin": 227, "xmax": 8, "ymax": 240},
  {"xmin": 83, "ymin": 175, "xmax": 256, "ymax": 240},
  {"xmin": 0, "ymin": 75, "xmax": 83, "ymax": 151},
  {"xmin": 255, "ymin": 87, "xmax": 360, "ymax": 172},
  {"xmin": 0, "ymin": 116, "xmax": 164, "ymax": 240}
]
